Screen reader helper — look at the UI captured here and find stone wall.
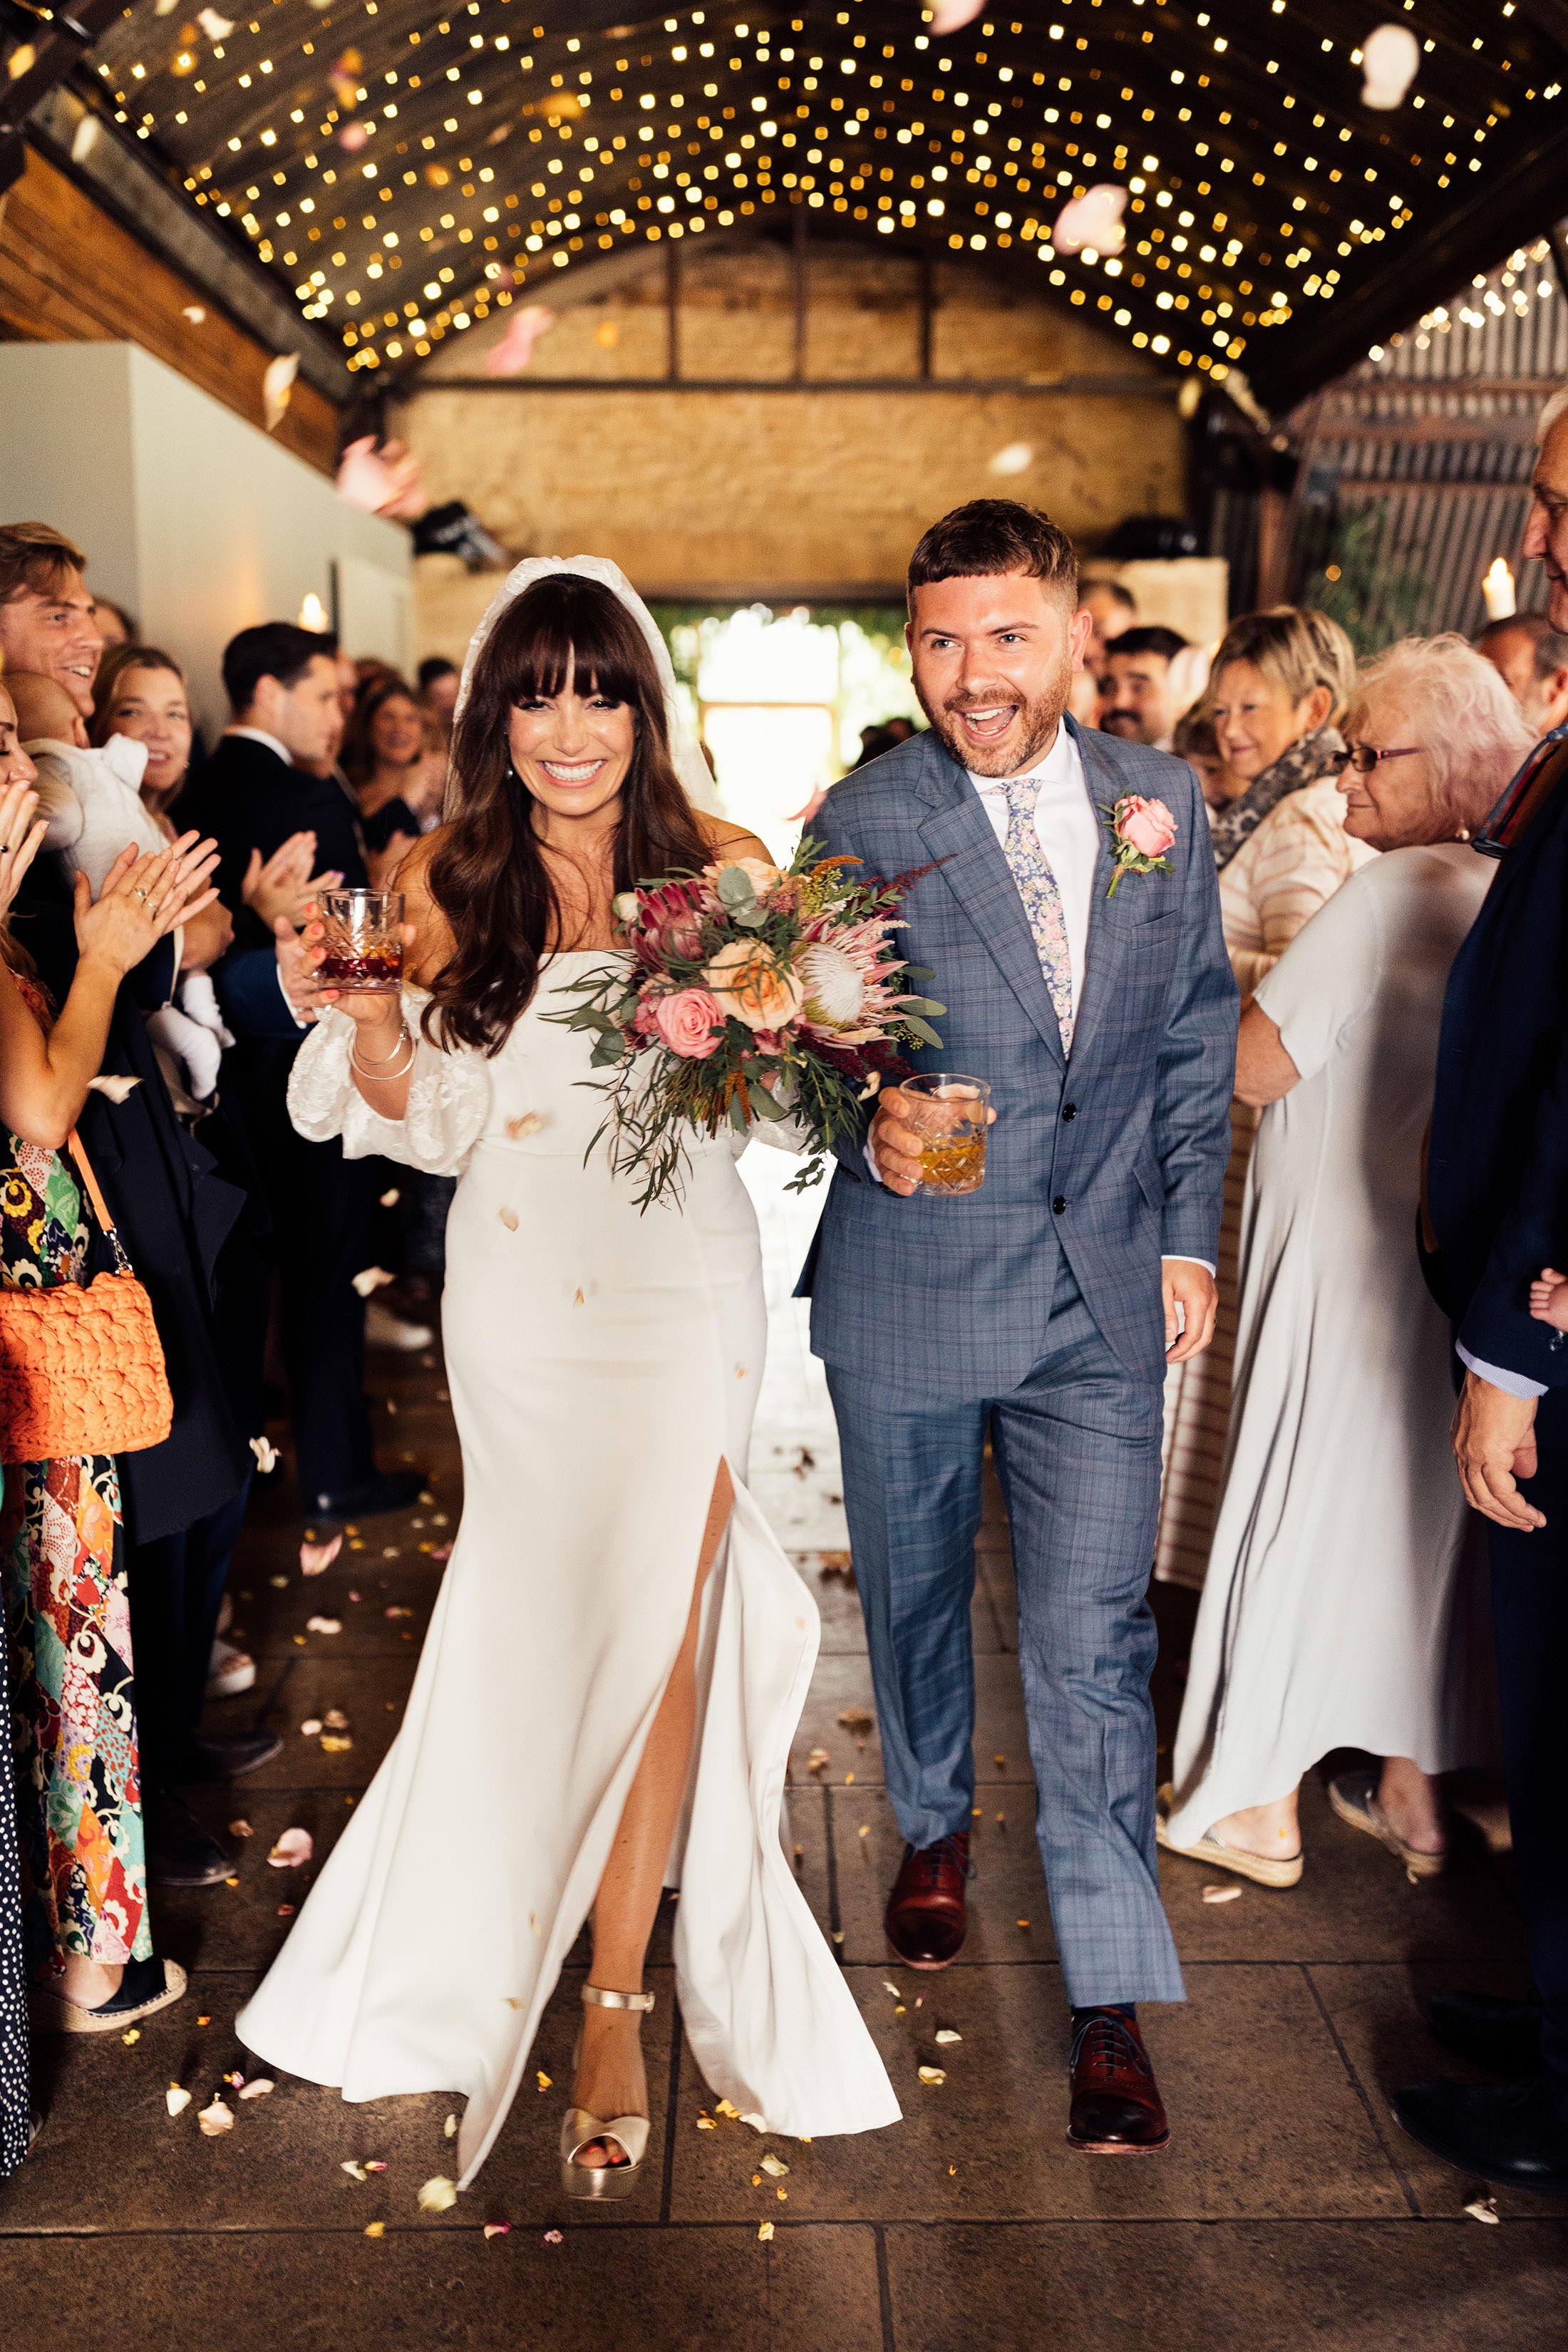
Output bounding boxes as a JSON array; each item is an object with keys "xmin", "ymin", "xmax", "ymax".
[{"xmin": 393, "ymin": 242, "xmax": 1188, "ymax": 661}]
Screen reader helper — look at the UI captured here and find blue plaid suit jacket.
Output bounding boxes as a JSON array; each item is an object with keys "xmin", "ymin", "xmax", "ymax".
[{"xmin": 798, "ymin": 717, "xmax": 1238, "ymax": 1393}]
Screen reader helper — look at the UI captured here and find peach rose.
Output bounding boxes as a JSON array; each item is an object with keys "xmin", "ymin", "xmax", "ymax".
[
  {"xmin": 651, "ymin": 987, "xmax": 726, "ymax": 1059},
  {"xmin": 703, "ymin": 939, "xmax": 805, "ymax": 1031},
  {"xmin": 1115, "ymin": 795, "xmax": 1177, "ymax": 858},
  {"xmin": 706, "ymin": 855, "xmax": 783, "ymax": 899}
]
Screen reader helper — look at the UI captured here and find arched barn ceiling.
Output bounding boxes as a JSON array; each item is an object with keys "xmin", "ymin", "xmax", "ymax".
[{"xmin": 10, "ymin": 0, "xmax": 1568, "ymax": 416}]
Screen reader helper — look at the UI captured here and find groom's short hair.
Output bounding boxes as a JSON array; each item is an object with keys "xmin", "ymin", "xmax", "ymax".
[{"xmin": 907, "ymin": 500, "xmax": 1078, "ymax": 612}]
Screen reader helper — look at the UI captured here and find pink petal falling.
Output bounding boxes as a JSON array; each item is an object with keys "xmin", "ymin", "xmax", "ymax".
[
  {"xmin": 1052, "ymin": 185, "xmax": 1128, "ymax": 258},
  {"xmin": 484, "ymin": 304, "xmax": 557, "ymax": 378}
]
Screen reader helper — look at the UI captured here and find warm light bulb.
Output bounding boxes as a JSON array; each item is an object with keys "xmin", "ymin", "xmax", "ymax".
[{"xmin": 299, "ymin": 592, "xmax": 331, "ymax": 631}]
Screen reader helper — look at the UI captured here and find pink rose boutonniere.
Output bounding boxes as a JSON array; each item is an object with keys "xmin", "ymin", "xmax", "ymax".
[{"xmin": 1102, "ymin": 793, "xmax": 1177, "ymax": 897}]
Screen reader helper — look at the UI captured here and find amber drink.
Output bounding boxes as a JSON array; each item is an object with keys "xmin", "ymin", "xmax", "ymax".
[
  {"xmin": 318, "ymin": 889, "xmax": 405, "ymax": 994},
  {"xmin": 902, "ymin": 1073, "xmax": 991, "ymax": 1196}
]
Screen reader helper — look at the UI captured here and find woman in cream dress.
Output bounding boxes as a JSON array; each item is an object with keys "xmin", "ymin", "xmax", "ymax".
[
  {"xmin": 236, "ymin": 559, "xmax": 898, "ymax": 2189},
  {"xmin": 1160, "ymin": 637, "xmax": 1531, "ymax": 1884},
  {"xmin": 1155, "ymin": 608, "xmax": 1366, "ymax": 1590}
]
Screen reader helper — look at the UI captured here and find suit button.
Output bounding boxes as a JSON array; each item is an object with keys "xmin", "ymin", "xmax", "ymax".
[
  {"xmin": 1053, "ymin": 1195, "xmax": 1068, "ymax": 1215},
  {"xmin": 1061, "ymin": 1102, "xmax": 1077, "ymax": 1122}
]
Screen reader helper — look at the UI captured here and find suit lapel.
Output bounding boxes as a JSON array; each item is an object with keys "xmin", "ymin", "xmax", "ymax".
[
  {"xmin": 914, "ymin": 738, "xmax": 1066, "ymax": 1066},
  {"xmin": 1066, "ymin": 723, "xmax": 1136, "ymax": 1071}
]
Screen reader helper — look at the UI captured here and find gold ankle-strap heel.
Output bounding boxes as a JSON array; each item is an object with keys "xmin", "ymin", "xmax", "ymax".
[{"xmin": 559, "ymin": 1984, "xmax": 655, "ymax": 2201}]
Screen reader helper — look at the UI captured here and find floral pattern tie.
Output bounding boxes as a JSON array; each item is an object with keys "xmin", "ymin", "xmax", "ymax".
[{"xmin": 995, "ymin": 773, "xmax": 1074, "ymax": 1051}]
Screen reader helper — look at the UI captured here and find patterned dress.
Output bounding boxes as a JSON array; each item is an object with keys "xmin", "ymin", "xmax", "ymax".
[
  {"xmin": 0, "ymin": 974, "xmax": 150, "ymax": 1974},
  {"xmin": 0, "ymin": 1465, "xmax": 27, "ymax": 2177}
]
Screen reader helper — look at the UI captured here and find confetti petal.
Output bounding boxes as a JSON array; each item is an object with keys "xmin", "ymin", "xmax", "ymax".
[
  {"xmin": 917, "ymin": 2066, "xmax": 947, "ymax": 2085},
  {"xmin": 484, "ymin": 2222, "xmax": 510, "ymax": 2239},
  {"xmin": 757, "ymin": 2220, "xmax": 775, "ymax": 2243},
  {"xmin": 306, "ymin": 1615, "xmax": 342, "ymax": 1636},
  {"xmin": 228, "ymin": 1818, "xmax": 253, "ymax": 1839},
  {"xmin": 740, "ymin": 2113, "xmax": 768, "ymax": 2134},
  {"xmin": 165, "ymin": 2085, "xmax": 192, "ymax": 2116},
  {"xmin": 837, "ymin": 1706, "xmax": 874, "ymax": 1734},
  {"xmin": 342, "ymin": 2160, "xmax": 368, "ymax": 2182},
  {"xmin": 934, "ymin": 2029, "xmax": 962, "ymax": 2046},
  {"xmin": 262, "ymin": 353, "xmax": 298, "ymax": 435},
  {"xmin": 268, "ymin": 1827, "xmax": 314, "ymax": 1869},
  {"xmin": 543, "ymin": 2228, "xmax": 563, "ymax": 2244},
  {"xmin": 324, "ymin": 1708, "xmax": 350, "ymax": 1731},
  {"xmin": 483, "ymin": 303, "xmax": 557, "ymax": 378},
  {"xmin": 251, "ymin": 1436, "xmax": 279, "ymax": 1474},
  {"xmin": 320, "ymin": 1733, "xmax": 354, "ymax": 1753},
  {"xmin": 1464, "ymin": 2196, "xmax": 1500, "ymax": 2224},
  {"xmin": 929, "ymin": 0, "xmax": 984, "ymax": 32},
  {"xmin": 1053, "ymin": 183, "xmax": 1128, "ymax": 259},
  {"xmin": 806, "ymin": 1748, "xmax": 830, "ymax": 1776},
  {"xmin": 196, "ymin": 7, "xmax": 234, "ymax": 33},
  {"xmin": 237, "ymin": 2078, "xmax": 274, "ymax": 2100},
  {"xmin": 121, "ymin": 2027, "xmax": 140, "ymax": 2046},
  {"xmin": 1202, "ymin": 1883, "xmax": 1243, "ymax": 1905},
  {"xmin": 182, "ymin": 304, "xmax": 207, "ymax": 325},
  {"xmin": 198, "ymin": 2097, "xmax": 235, "ymax": 2135},
  {"xmin": 352, "ymin": 1265, "xmax": 394, "ymax": 1298},
  {"xmin": 301, "ymin": 1532, "xmax": 344, "ymax": 1577},
  {"xmin": 444, "ymin": 2113, "xmax": 458, "ymax": 2138},
  {"xmin": 418, "ymin": 2175, "xmax": 458, "ymax": 2212},
  {"xmin": 364, "ymin": 2221, "xmax": 385, "ymax": 2238},
  {"xmin": 301, "ymin": 1718, "xmax": 323, "ymax": 1738},
  {"xmin": 760, "ymin": 2153, "xmax": 790, "ymax": 2179}
]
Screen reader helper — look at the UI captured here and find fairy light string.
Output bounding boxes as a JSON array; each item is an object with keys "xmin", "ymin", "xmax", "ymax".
[{"xmin": 49, "ymin": 2, "xmax": 1562, "ymax": 387}]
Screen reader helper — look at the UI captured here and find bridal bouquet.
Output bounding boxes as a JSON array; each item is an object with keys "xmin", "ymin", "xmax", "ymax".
[{"xmin": 550, "ymin": 839, "xmax": 944, "ymax": 1207}]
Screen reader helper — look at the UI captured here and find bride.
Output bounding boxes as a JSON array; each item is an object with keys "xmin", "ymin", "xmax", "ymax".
[{"xmin": 235, "ymin": 559, "xmax": 899, "ymax": 2192}]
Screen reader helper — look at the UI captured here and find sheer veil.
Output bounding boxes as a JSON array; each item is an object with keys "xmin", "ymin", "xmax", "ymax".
[{"xmin": 450, "ymin": 552, "xmax": 719, "ymax": 815}]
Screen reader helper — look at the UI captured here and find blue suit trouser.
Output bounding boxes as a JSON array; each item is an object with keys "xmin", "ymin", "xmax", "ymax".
[{"xmin": 825, "ymin": 1271, "xmax": 1184, "ymax": 2006}]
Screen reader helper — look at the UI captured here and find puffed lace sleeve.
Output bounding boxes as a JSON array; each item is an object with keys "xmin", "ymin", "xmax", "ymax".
[{"xmin": 287, "ymin": 993, "xmax": 491, "ymax": 1177}]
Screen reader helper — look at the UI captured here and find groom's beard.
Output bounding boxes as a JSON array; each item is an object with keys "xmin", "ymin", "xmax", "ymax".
[{"xmin": 919, "ymin": 660, "xmax": 1072, "ymax": 779}]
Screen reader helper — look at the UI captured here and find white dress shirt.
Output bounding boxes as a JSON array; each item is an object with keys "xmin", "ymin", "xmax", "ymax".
[{"xmin": 224, "ymin": 723, "xmax": 294, "ymax": 767}]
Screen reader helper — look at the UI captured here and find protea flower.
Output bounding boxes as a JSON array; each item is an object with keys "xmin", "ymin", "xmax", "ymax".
[{"xmin": 798, "ymin": 942, "xmax": 868, "ymax": 1030}]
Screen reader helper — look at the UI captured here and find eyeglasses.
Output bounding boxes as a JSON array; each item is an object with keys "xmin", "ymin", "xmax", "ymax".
[{"xmin": 1334, "ymin": 743, "xmax": 1421, "ymax": 775}]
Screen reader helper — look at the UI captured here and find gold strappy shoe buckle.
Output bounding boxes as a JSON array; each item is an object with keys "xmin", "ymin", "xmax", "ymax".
[{"xmin": 559, "ymin": 1984, "xmax": 655, "ymax": 2199}]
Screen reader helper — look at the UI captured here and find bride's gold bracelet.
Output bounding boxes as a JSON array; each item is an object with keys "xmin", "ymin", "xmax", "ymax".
[{"xmin": 351, "ymin": 1021, "xmax": 415, "ymax": 1081}]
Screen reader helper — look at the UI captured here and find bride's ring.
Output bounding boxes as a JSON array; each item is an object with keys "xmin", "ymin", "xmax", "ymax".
[{"xmin": 130, "ymin": 885, "xmax": 152, "ymax": 902}]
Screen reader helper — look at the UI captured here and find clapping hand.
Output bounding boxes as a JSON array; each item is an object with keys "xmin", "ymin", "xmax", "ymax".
[
  {"xmin": 73, "ymin": 833, "xmax": 222, "ymax": 977},
  {"xmin": 0, "ymin": 780, "xmax": 48, "ymax": 922},
  {"xmin": 242, "ymin": 832, "xmax": 343, "ymax": 930}
]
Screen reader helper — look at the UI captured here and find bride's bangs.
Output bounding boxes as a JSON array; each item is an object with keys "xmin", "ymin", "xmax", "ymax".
[{"xmin": 481, "ymin": 579, "xmax": 655, "ymax": 721}]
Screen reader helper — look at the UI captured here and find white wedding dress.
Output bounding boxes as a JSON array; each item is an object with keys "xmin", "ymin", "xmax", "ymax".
[{"xmin": 235, "ymin": 954, "xmax": 899, "ymax": 2182}]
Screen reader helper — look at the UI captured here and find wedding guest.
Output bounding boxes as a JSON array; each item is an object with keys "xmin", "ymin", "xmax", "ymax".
[
  {"xmin": 0, "ymin": 702, "xmax": 218, "ymax": 2028},
  {"xmin": 1476, "ymin": 610, "xmax": 1568, "ymax": 740},
  {"xmin": 1160, "ymin": 636, "xmax": 1532, "ymax": 1887},
  {"xmin": 0, "ymin": 522, "xmax": 101, "ymax": 720},
  {"xmin": 1099, "ymin": 624, "xmax": 1188, "ymax": 749},
  {"xmin": 1079, "ymin": 576, "xmax": 1136, "ymax": 671},
  {"xmin": 417, "ymin": 654, "xmax": 460, "ymax": 745},
  {"xmin": 93, "ymin": 598, "xmax": 135, "ymax": 649},
  {"xmin": 1155, "ymin": 607, "xmax": 1362, "ymax": 1590},
  {"xmin": 1172, "ymin": 702, "xmax": 1244, "ymax": 813},
  {"xmin": 176, "ymin": 624, "xmax": 417, "ymax": 1521},
  {"xmin": 341, "ymin": 674, "xmax": 445, "ymax": 855},
  {"xmin": 1403, "ymin": 387, "xmax": 1568, "ymax": 2192},
  {"xmin": 91, "ymin": 644, "xmax": 195, "ymax": 818}
]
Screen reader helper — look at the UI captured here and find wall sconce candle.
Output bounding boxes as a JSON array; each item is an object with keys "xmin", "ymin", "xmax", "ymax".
[{"xmin": 1481, "ymin": 559, "xmax": 1517, "ymax": 622}]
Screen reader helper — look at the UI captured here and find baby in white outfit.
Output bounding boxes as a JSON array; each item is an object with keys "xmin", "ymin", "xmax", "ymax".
[{"xmin": 11, "ymin": 671, "xmax": 232, "ymax": 1104}]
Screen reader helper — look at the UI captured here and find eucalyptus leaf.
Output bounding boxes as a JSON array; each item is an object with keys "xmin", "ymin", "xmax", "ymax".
[
  {"xmin": 715, "ymin": 867, "xmax": 758, "ymax": 909},
  {"xmin": 728, "ymin": 1092, "xmax": 751, "ymax": 1133},
  {"xmin": 902, "ymin": 1014, "xmax": 944, "ymax": 1049}
]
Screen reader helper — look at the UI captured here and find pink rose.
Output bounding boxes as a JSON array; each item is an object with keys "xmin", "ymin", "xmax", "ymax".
[
  {"xmin": 651, "ymin": 987, "xmax": 725, "ymax": 1059},
  {"xmin": 1116, "ymin": 795, "xmax": 1177, "ymax": 858}
]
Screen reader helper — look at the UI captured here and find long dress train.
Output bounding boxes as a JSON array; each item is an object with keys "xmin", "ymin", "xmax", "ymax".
[{"xmin": 236, "ymin": 955, "xmax": 899, "ymax": 2182}]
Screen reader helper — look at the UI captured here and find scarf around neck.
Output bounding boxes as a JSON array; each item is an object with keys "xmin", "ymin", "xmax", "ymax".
[{"xmin": 1208, "ymin": 723, "xmax": 1346, "ymax": 870}]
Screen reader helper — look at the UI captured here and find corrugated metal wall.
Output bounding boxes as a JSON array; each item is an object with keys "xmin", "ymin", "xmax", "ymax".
[{"xmin": 1286, "ymin": 234, "xmax": 1567, "ymax": 641}]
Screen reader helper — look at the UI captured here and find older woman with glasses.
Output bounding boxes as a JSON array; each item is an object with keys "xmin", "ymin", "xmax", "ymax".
[{"xmin": 1159, "ymin": 636, "xmax": 1534, "ymax": 1888}]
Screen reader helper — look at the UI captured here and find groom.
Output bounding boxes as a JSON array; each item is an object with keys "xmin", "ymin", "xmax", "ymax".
[{"xmin": 803, "ymin": 500, "xmax": 1236, "ymax": 2152}]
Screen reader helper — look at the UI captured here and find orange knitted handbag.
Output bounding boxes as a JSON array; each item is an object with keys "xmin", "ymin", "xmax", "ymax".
[{"xmin": 0, "ymin": 1126, "xmax": 173, "ymax": 1463}]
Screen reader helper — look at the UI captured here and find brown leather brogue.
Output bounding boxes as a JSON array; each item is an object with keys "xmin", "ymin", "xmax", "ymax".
[
  {"xmin": 884, "ymin": 1830, "xmax": 971, "ymax": 1971},
  {"xmin": 1066, "ymin": 2008, "xmax": 1170, "ymax": 2155}
]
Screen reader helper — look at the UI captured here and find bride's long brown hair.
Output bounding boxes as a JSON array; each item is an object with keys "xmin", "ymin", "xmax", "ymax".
[{"xmin": 424, "ymin": 576, "xmax": 709, "ymax": 1053}]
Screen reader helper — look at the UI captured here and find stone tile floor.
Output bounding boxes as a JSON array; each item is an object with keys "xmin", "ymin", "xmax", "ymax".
[{"xmin": 4, "ymin": 1153, "xmax": 1566, "ymax": 2348}]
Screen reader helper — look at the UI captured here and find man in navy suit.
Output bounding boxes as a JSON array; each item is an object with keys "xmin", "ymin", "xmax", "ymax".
[
  {"xmin": 1400, "ymin": 392, "xmax": 1568, "ymax": 2192},
  {"xmin": 806, "ymin": 502, "xmax": 1236, "ymax": 2153},
  {"xmin": 177, "ymin": 624, "xmax": 420, "ymax": 1522}
]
